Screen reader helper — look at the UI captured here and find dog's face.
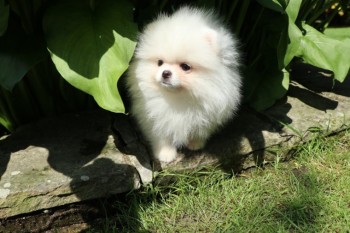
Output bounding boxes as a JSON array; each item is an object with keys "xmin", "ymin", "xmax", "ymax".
[
  {"xmin": 135, "ymin": 28, "xmax": 222, "ymax": 93},
  {"xmin": 154, "ymin": 59, "xmax": 193, "ymax": 90}
]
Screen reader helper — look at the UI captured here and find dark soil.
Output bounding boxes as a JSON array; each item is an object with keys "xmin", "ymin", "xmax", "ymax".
[{"xmin": 0, "ymin": 197, "xmax": 121, "ymax": 233}]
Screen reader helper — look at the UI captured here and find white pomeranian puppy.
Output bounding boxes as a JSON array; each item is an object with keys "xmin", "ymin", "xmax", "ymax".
[{"xmin": 127, "ymin": 7, "xmax": 242, "ymax": 163}]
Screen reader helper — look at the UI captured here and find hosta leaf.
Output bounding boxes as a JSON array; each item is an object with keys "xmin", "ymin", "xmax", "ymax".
[
  {"xmin": 284, "ymin": 0, "xmax": 301, "ymax": 22},
  {"xmin": 324, "ymin": 27, "xmax": 350, "ymax": 40},
  {"xmin": 282, "ymin": 22, "xmax": 303, "ymax": 67},
  {"xmin": 281, "ymin": 0, "xmax": 302, "ymax": 67},
  {"xmin": 0, "ymin": 24, "xmax": 47, "ymax": 90},
  {"xmin": 43, "ymin": 0, "xmax": 137, "ymax": 113},
  {"xmin": 246, "ymin": 68, "xmax": 289, "ymax": 111},
  {"xmin": 296, "ymin": 24, "xmax": 350, "ymax": 82}
]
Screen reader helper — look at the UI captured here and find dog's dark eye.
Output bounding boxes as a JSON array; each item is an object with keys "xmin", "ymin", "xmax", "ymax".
[
  {"xmin": 180, "ymin": 63, "xmax": 191, "ymax": 71},
  {"xmin": 158, "ymin": 60, "xmax": 164, "ymax": 66}
]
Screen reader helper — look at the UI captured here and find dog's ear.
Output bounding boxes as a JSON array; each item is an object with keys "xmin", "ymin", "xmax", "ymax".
[{"xmin": 202, "ymin": 28, "xmax": 218, "ymax": 53}]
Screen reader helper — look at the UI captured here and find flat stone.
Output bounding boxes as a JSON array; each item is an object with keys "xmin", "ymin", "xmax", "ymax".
[
  {"xmin": 0, "ymin": 111, "xmax": 153, "ymax": 218},
  {"xmin": 0, "ymin": 64, "xmax": 349, "ymax": 218}
]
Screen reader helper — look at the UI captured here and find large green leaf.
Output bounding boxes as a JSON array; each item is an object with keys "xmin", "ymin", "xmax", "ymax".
[
  {"xmin": 295, "ymin": 24, "xmax": 350, "ymax": 82},
  {"xmin": 324, "ymin": 27, "xmax": 350, "ymax": 40},
  {"xmin": 284, "ymin": 0, "xmax": 301, "ymax": 22},
  {"xmin": 279, "ymin": 0, "xmax": 302, "ymax": 67},
  {"xmin": 281, "ymin": 0, "xmax": 350, "ymax": 82},
  {"xmin": 0, "ymin": 22, "xmax": 47, "ymax": 90},
  {"xmin": 245, "ymin": 67, "xmax": 289, "ymax": 111},
  {"xmin": 43, "ymin": 0, "xmax": 137, "ymax": 113}
]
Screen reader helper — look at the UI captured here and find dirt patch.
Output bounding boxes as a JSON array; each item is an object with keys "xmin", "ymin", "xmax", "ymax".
[{"xmin": 0, "ymin": 198, "xmax": 119, "ymax": 233}]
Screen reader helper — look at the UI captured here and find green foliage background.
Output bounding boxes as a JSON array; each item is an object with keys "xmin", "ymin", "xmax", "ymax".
[{"xmin": 0, "ymin": 0, "xmax": 349, "ymax": 132}]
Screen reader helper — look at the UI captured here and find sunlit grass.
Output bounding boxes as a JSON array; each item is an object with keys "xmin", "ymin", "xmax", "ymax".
[{"xmin": 90, "ymin": 129, "xmax": 350, "ymax": 233}]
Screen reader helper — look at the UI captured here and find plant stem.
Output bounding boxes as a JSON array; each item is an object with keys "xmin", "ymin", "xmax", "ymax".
[
  {"xmin": 89, "ymin": 0, "xmax": 96, "ymax": 11},
  {"xmin": 0, "ymin": 89, "xmax": 21, "ymax": 127},
  {"xmin": 307, "ymin": 0, "xmax": 338, "ymax": 25},
  {"xmin": 321, "ymin": 4, "xmax": 341, "ymax": 29},
  {"xmin": 235, "ymin": 0, "xmax": 251, "ymax": 35},
  {"xmin": 226, "ymin": 0, "xmax": 239, "ymax": 24},
  {"xmin": 245, "ymin": 7, "xmax": 265, "ymax": 45},
  {"xmin": 0, "ymin": 91, "xmax": 15, "ymax": 132}
]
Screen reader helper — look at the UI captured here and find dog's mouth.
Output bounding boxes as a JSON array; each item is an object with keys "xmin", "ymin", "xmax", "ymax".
[
  {"xmin": 160, "ymin": 80, "xmax": 179, "ymax": 89},
  {"xmin": 157, "ymin": 71, "xmax": 182, "ymax": 90}
]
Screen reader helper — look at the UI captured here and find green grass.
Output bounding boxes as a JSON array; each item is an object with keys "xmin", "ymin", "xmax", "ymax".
[{"xmin": 92, "ymin": 129, "xmax": 350, "ymax": 233}]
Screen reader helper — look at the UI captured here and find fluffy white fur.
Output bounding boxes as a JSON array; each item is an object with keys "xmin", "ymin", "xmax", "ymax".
[{"xmin": 127, "ymin": 7, "xmax": 242, "ymax": 162}]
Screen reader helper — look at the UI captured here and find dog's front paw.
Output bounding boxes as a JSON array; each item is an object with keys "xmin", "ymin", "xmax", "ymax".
[{"xmin": 154, "ymin": 144, "xmax": 178, "ymax": 163}]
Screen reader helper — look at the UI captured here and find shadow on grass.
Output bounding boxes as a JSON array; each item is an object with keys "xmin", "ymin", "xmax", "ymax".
[{"xmin": 275, "ymin": 166, "xmax": 325, "ymax": 232}]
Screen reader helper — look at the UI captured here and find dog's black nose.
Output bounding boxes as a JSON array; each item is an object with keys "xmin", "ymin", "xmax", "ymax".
[{"xmin": 162, "ymin": 70, "xmax": 172, "ymax": 79}]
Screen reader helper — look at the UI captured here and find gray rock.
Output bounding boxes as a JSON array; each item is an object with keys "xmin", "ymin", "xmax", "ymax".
[
  {"xmin": 0, "ymin": 111, "xmax": 152, "ymax": 218},
  {"xmin": 0, "ymin": 64, "xmax": 349, "ymax": 218}
]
